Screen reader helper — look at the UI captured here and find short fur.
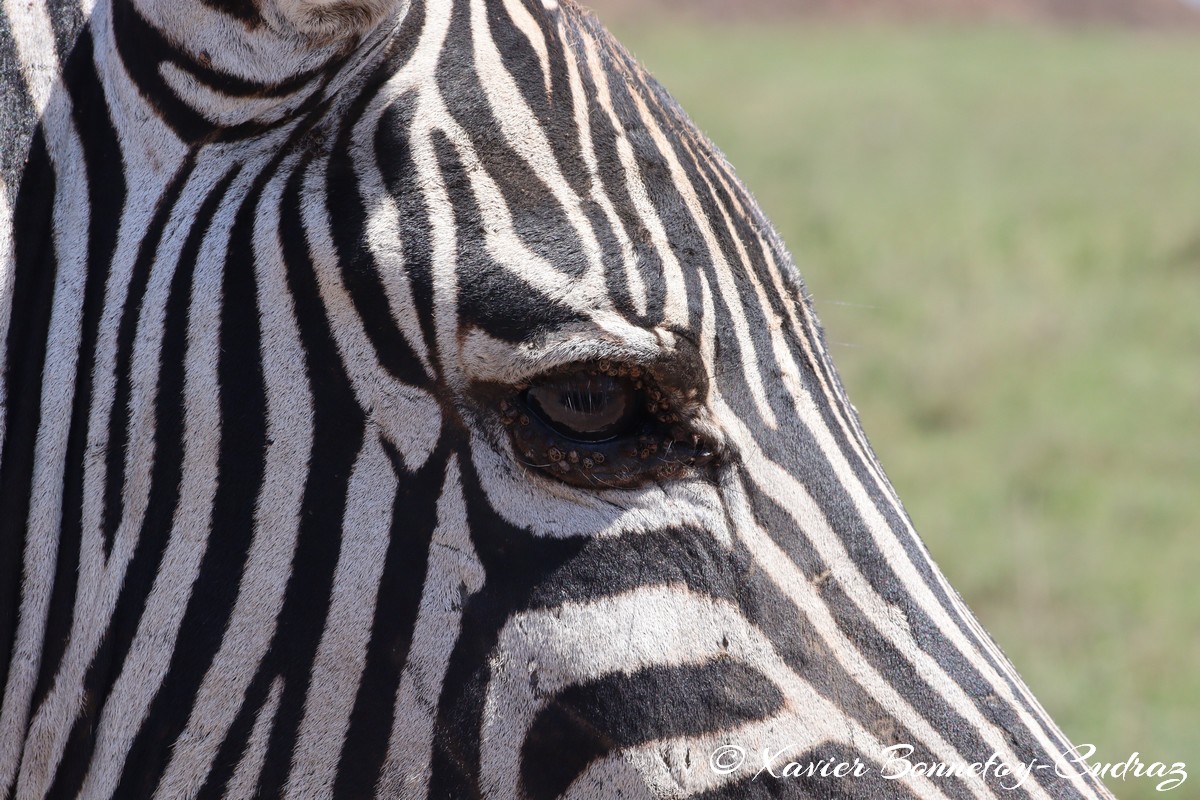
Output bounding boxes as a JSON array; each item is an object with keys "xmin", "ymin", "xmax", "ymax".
[{"xmin": 0, "ymin": 0, "xmax": 1117, "ymax": 797}]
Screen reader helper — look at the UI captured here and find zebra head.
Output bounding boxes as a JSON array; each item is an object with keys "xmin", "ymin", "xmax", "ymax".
[{"xmin": 0, "ymin": 0, "xmax": 1119, "ymax": 797}]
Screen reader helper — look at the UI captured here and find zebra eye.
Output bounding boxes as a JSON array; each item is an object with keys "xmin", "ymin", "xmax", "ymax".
[
  {"xmin": 500, "ymin": 360, "xmax": 718, "ymax": 488},
  {"xmin": 523, "ymin": 373, "xmax": 639, "ymax": 443}
]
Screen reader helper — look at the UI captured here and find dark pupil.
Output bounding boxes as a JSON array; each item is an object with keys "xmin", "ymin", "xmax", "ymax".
[{"xmin": 526, "ymin": 374, "xmax": 636, "ymax": 442}]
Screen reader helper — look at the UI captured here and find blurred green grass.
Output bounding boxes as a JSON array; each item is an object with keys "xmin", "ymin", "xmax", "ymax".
[{"xmin": 607, "ymin": 20, "xmax": 1200, "ymax": 794}]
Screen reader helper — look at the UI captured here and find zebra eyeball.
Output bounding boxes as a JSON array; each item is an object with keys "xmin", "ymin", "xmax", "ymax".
[
  {"xmin": 523, "ymin": 373, "xmax": 639, "ymax": 443},
  {"xmin": 504, "ymin": 361, "xmax": 720, "ymax": 488}
]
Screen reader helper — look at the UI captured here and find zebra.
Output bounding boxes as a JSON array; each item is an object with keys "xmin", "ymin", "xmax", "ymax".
[{"xmin": 0, "ymin": 0, "xmax": 1120, "ymax": 795}]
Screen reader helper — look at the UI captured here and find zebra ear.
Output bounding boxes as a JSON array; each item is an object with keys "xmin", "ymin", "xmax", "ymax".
[{"xmin": 271, "ymin": 0, "xmax": 407, "ymax": 42}]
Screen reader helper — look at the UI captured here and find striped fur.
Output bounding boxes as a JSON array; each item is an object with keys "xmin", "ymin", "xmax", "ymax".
[{"xmin": 0, "ymin": 0, "xmax": 1117, "ymax": 797}]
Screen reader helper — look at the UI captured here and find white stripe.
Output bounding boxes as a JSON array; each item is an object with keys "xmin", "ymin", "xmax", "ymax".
[
  {"xmin": 225, "ymin": 676, "xmax": 286, "ymax": 800},
  {"xmin": 73, "ymin": 162, "xmax": 257, "ymax": 800},
  {"xmin": 502, "ymin": 0, "xmax": 552, "ymax": 99},
  {"xmin": 702, "ymin": 153, "xmax": 880, "ymax": 480},
  {"xmin": 376, "ymin": 454, "xmax": 484, "ymax": 798},
  {"xmin": 404, "ymin": 88, "xmax": 466, "ymax": 390},
  {"xmin": 411, "ymin": 98, "xmax": 576, "ymax": 309},
  {"xmin": 466, "ymin": 421, "xmax": 733, "ymax": 544},
  {"xmin": 385, "ymin": 83, "xmax": 589, "ymax": 334},
  {"xmin": 159, "ymin": 61, "xmax": 322, "ymax": 129},
  {"xmin": 727, "ymin": 409, "xmax": 1094, "ymax": 800},
  {"xmin": 479, "ymin": 586, "xmax": 953, "ymax": 800},
  {"xmin": 287, "ymin": 435, "xmax": 397, "ymax": 798},
  {"xmin": 725, "ymin": 188, "xmax": 1099, "ymax": 778},
  {"xmin": 337, "ymin": 1, "xmax": 442, "ymax": 382},
  {"xmin": 0, "ymin": 177, "xmax": 13, "ymax": 458},
  {"xmin": 682, "ymin": 146, "xmax": 1013, "ymax": 740},
  {"xmin": 558, "ymin": 16, "xmax": 646, "ymax": 316},
  {"xmin": 1, "ymin": 24, "xmax": 90, "ymax": 794},
  {"xmin": 722, "ymin": 472, "xmax": 995, "ymax": 798},
  {"xmin": 10, "ymin": 155, "xmax": 232, "ymax": 797},
  {"xmin": 76, "ymin": 0, "xmax": 186, "ymax": 702},
  {"xmin": 351, "ymin": 107, "xmax": 435, "ymax": 377},
  {"xmin": 78, "ymin": 175, "xmax": 178, "ymax": 584},
  {"xmin": 300, "ymin": 159, "xmax": 441, "ymax": 470},
  {"xmin": 578, "ymin": 30, "xmax": 688, "ymax": 326},
  {"xmin": 702, "ymin": 149, "xmax": 1064, "ymax": 754},
  {"xmin": 153, "ymin": 160, "xmax": 314, "ymax": 799},
  {"xmin": 619, "ymin": 76, "xmax": 779, "ymax": 431},
  {"xmin": 678, "ymin": 136, "xmax": 800, "ymax": 428},
  {"xmin": 470, "ymin": 0, "xmax": 609, "ymax": 301},
  {"xmin": 354, "ymin": 154, "xmax": 436, "ymax": 378},
  {"xmin": 128, "ymin": 0, "xmax": 342, "ymax": 86},
  {"xmin": 2, "ymin": 0, "xmax": 60, "ymax": 114}
]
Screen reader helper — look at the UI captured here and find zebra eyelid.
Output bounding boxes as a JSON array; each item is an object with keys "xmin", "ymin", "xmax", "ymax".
[{"xmin": 491, "ymin": 359, "xmax": 722, "ymax": 490}]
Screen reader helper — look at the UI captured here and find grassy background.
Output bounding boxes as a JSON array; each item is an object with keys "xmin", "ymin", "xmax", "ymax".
[{"xmin": 602, "ymin": 19, "xmax": 1200, "ymax": 796}]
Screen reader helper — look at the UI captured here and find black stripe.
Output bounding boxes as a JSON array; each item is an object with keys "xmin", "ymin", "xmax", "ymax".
[
  {"xmin": 427, "ymin": 448, "xmax": 586, "ymax": 797},
  {"xmin": 564, "ymin": 18, "xmax": 668, "ymax": 326},
  {"xmin": 623, "ymin": 72, "xmax": 781, "ymax": 431},
  {"xmin": 250, "ymin": 155, "xmax": 368, "ymax": 797},
  {"xmin": 327, "ymin": 70, "xmax": 431, "ymax": 389},
  {"xmin": 489, "ymin": 0, "xmax": 590, "ymax": 203},
  {"xmin": 521, "ymin": 658, "xmax": 783, "ymax": 800},
  {"xmin": 620, "ymin": 73, "xmax": 1082, "ymax": 793},
  {"xmin": 196, "ymin": 0, "xmax": 264, "ymax": 28},
  {"xmin": 33, "ymin": 25, "xmax": 128, "ymax": 717},
  {"xmin": 199, "ymin": 151, "xmax": 364, "ymax": 798},
  {"xmin": 0, "ymin": 129, "xmax": 58, "ymax": 706},
  {"xmin": 586, "ymin": 24, "xmax": 707, "ymax": 330},
  {"xmin": 115, "ymin": 149, "xmax": 282, "ymax": 791},
  {"xmin": 110, "ymin": 0, "xmax": 332, "ymax": 143},
  {"xmin": 44, "ymin": 0, "xmax": 85, "ymax": 67},
  {"xmin": 101, "ymin": 156, "xmax": 194, "ymax": 553},
  {"xmin": 97, "ymin": 165, "xmax": 242, "ymax": 798},
  {"xmin": 743, "ymin": 476, "xmax": 1060, "ymax": 799},
  {"xmin": 519, "ymin": 523, "xmax": 981, "ymax": 800},
  {"xmin": 527, "ymin": 15, "xmax": 638, "ymax": 332},
  {"xmin": 197, "ymin": 656, "xmax": 275, "ymax": 796},
  {"xmin": 438, "ymin": 1, "xmax": 591, "ymax": 283},
  {"xmin": 332, "ymin": 439, "xmax": 446, "ymax": 795},
  {"xmin": 42, "ymin": 656, "xmax": 102, "ymax": 799},
  {"xmin": 42, "ymin": 159, "xmax": 203, "ymax": 800},
  {"xmin": 430, "ymin": 129, "xmax": 582, "ymax": 343},
  {"xmin": 375, "ymin": 98, "xmax": 440, "ymax": 374}
]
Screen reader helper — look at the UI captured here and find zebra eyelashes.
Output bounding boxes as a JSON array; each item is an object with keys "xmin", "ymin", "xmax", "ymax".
[
  {"xmin": 524, "ymin": 372, "xmax": 639, "ymax": 443},
  {"xmin": 498, "ymin": 361, "xmax": 719, "ymax": 488}
]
